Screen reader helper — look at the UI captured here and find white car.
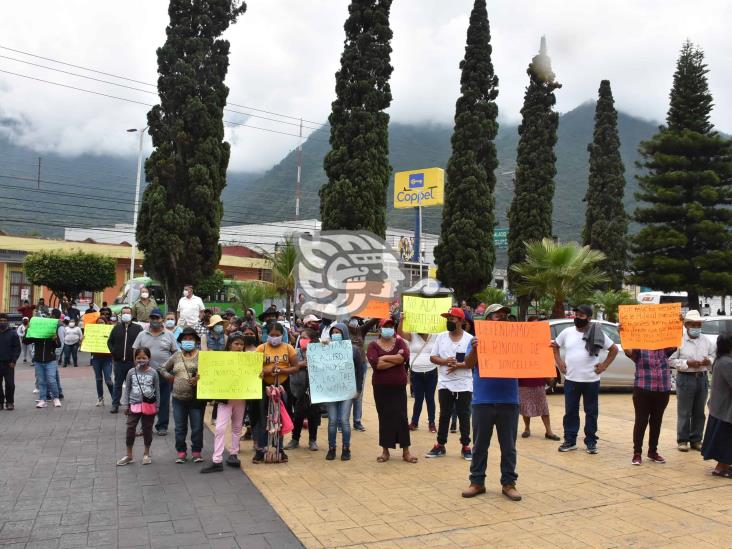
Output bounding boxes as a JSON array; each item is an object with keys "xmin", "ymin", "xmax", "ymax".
[{"xmin": 701, "ymin": 316, "xmax": 732, "ymax": 348}]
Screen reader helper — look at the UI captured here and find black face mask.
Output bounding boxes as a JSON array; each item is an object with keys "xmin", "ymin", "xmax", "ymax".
[
  {"xmin": 446, "ymin": 321, "xmax": 457, "ymax": 332},
  {"xmin": 243, "ymin": 335, "xmax": 257, "ymax": 347},
  {"xmin": 574, "ymin": 317, "xmax": 589, "ymax": 329}
]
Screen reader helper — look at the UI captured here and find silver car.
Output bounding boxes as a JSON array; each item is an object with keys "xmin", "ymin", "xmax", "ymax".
[{"xmin": 701, "ymin": 316, "xmax": 732, "ymax": 348}]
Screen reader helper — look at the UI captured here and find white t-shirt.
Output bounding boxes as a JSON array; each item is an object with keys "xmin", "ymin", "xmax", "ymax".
[
  {"xmin": 408, "ymin": 334, "xmax": 438, "ymax": 373},
  {"xmin": 177, "ymin": 295, "xmax": 205, "ymax": 326},
  {"xmin": 555, "ymin": 325, "xmax": 613, "ymax": 383},
  {"xmin": 431, "ymin": 331, "xmax": 473, "ymax": 392}
]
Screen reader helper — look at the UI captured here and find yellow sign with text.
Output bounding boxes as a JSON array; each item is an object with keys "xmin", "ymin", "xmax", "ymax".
[
  {"xmin": 80, "ymin": 324, "xmax": 114, "ymax": 354},
  {"xmin": 402, "ymin": 295, "xmax": 452, "ymax": 334},
  {"xmin": 393, "ymin": 168, "xmax": 445, "ymax": 209},
  {"xmin": 196, "ymin": 351, "xmax": 263, "ymax": 400}
]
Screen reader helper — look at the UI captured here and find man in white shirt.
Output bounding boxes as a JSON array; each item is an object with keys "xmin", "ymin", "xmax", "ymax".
[
  {"xmin": 668, "ymin": 309, "xmax": 715, "ymax": 452},
  {"xmin": 177, "ymin": 284, "xmax": 205, "ymax": 327},
  {"xmin": 425, "ymin": 307, "xmax": 474, "ymax": 461},
  {"xmin": 552, "ymin": 305, "xmax": 618, "ymax": 454}
]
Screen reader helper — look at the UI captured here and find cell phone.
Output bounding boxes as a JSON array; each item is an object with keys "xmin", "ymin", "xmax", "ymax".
[{"xmin": 455, "ymin": 352, "xmax": 465, "ymax": 363}]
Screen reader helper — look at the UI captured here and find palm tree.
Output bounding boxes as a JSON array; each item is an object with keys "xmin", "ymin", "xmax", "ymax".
[
  {"xmin": 231, "ymin": 280, "xmax": 278, "ymax": 315},
  {"xmin": 592, "ymin": 289, "xmax": 636, "ymax": 322},
  {"xmin": 474, "ymin": 286, "xmax": 509, "ymax": 306},
  {"xmin": 259, "ymin": 235, "xmax": 298, "ymax": 315},
  {"xmin": 510, "ymin": 238, "xmax": 609, "ymax": 319}
]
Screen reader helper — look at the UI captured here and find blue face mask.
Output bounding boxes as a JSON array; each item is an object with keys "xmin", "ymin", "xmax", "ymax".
[
  {"xmin": 213, "ymin": 324, "xmax": 224, "ymax": 334},
  {"xmin": 687, "ymin": 327, "xmax": 702, "ymax": 338},
  {"xmin": 331, "ymin": 333, "xmax": 343, "ymax": 342},
  {"xmin": 381, "ymin": 327, "xmax": 395, "ymax": 339},
  {"xmin": 181, "ymin": 340, "xmax": 196, "ymax": 352}
]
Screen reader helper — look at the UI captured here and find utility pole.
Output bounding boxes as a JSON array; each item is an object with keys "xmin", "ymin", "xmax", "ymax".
[
  {"xmin": 295, "ymin": 118, "xmax": 303, "ymax": 219},
  {"xmin": 37, "ymin": 157, "xmax": 42, "ymax": 189}
]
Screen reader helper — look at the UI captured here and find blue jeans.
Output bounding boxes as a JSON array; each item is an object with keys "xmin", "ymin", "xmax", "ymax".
[
  {"xmin": 676, "ymin": 372, "xmax": 708, "ymax": 443},
  {"xmin": 172, "ymin": 398, "xmax": 205, "ymax": 453},
  {"xmin": 91, "ymin": 357, "xmax": 113, "ymax": 399},
  {"xmin": 563, "ymin": 380, "xmax": 600, "ymax": 446},
  {"xmin": 112, "ymin": 360, "xmax": 133, "ymax": 408},
  {"xmin": 63, "ymin": 342, "xmax": 80, "ymax": 367},
  {"xmin": 352, "ymin": 362, "xmax": 367, "ymax": 425},
  {"xmin": 45, "ymin": 370, "xmax": 63, "ymax": 399},
  {"xmin": 411, "ymin": 368, "xmax": 438, "ymax": 425},
  {"xmin": 35, "ymin": 361, "xmax": 59, "ymax": 400},
  {"xmin": 326, "ymin": 400, "xmax": 353, "ymax": 448},
  {"xmin": 156, "ymin": 377, "xmax": 172, "ymax": 432}
]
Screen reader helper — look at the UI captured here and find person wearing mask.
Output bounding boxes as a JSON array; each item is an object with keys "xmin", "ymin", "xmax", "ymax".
[
  {"xmin": 24, "ymin": 319, "xmax": 61, "ymax": 408},
  {"xmin": 461, "ymin": 304, "xmax": 521, "ymax": 501},
  {"xmin": 286, "ymin": 328, "xmax": 322, "ymax": 452},
  {"xmin": 66, "ymin": 301, "xmax": 81, "ymax": 323},
  {"xmin": 701, "ymin": 334, "xmax": 732, "ymax": 477},
  {"xmin": 17, "ymin": 300, "xmax": 35, "ymax": 320},
  {"xmin": 91, "ymin": 317, "xmax": 114, "ymax": 407},
  {"xmin": 132, "ymin": 308, "xmax": 178, "ymax": 435},
  {"xmin": 426, "ymin": 307, "xmax": 474, "ymax": 460},
  {"xmin": 0, "ymin": 314, "xmax": 21, "ymax": 410},
  {"xmin": 347, "ymin": 317, "xmax": 380, "ymax": 432},
  {"xmin": 62, "ymin": 318, "xmax": 83, "ymax": 368},
  {"xmin": 108, "ymin": 306, "xmax": 144, "ymax": 414},
  {"xmin": 205, "ymin": 314, "xmax": 227, "ymax": 351},
  {"xmin": 552, "ymin": 304, "xmax": 618, "ymax": 454},
  {"xmin": 164, "ymin": 311, "xmax": 182, "ymax": 348},
  {"xmin": 669, "ymin": 309, "xmax": 715, "ymax": 452},
  {"xmin": 397, "ymin": 313, "xmax": 438, "ymax": 433},
  {"xmin": 35, "ymin": 298, "xmax": 49, "ymax": 317},
  {"xmin": 98, "ymin": 307, "xmax": 113, "ymax": 323},
  {"xmin": 132, "ymin": 286, "xmax": 158, "ymax": 322},
  {"xmin": 161, "ymin": 327, "xmax": 205, "ymax": 464},
  {"xmin": 117, "ymin": 347, "xmax": 160, "ymax": 466},
  {"xmin": 367, "ymin": 318, "xmax": 417, "ymax": 464},
  {"xmin": 17, "ymin": 317, "xmax": 33, "ymax": 363},
  {"xmin": 177, "ymin": 284, "xmax": 205, "ymax": 327},
  {"xmin": 262, "ymin": 309, "xmax": 290, "ymax": 344}
]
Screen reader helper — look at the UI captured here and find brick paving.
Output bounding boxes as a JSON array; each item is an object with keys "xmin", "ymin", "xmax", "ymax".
[{"xmin": 0, "ymin": 363, "xmax": 301, "ymax": 549}]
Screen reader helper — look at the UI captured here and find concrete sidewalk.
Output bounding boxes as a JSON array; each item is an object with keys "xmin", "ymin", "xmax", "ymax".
[{"xmin": 0, "ymin": 364, "xmax": 301, "ymax": 549}]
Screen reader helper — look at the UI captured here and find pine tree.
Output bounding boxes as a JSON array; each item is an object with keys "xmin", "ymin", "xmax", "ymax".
[
  {"xmin": 632, "ymin": 41, "xmax": 732, "ymax": 309},
  {"xmin": 582, "ymin": 80, "xmax": 628, "ymax": 290},
  {"xmin": 433, "ymin": 0, "xmax": 499, "ymax": 301},
  {"xmin": 507, "ymin": 37, "xmax": 562, "ymax": 315},
  {"xmin": 319, "ymin": 0, "xmax": 393, "ymax": 237},
  {"xmin": 136, "ymin": 0, "xmax": 246, "ymax": 304}
]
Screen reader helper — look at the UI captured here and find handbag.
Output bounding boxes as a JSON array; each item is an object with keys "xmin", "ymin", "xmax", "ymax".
[{"xmin": 279, "ymin": 401, "xmax": 294, "ymax": 435}]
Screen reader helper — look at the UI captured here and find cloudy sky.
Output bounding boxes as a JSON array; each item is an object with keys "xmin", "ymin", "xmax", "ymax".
[{"xmin": 1, "ymin": 0, "xmax": 730, "ymax": 172}]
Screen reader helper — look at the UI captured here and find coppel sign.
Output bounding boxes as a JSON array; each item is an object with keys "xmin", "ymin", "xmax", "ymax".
[{"xmin": 393, "ymin": 167, "xmax": 445, "ymax": 209}]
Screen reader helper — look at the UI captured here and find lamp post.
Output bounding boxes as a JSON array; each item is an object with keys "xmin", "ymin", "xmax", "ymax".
[{"xmin": 127, "ymin": 126, "xmax": 148, "ymax": 282}]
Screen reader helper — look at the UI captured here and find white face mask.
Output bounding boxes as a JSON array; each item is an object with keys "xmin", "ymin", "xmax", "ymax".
[
  {"xmin": 69, "ymin": 322, "xmax": 75, "ymax": 328},
  {"xmin": 141, "ymin": 292, "xmax": 149, "ymax": 299},
  {"xmin": 121, "ymin": 313, "xmax": 132, "ymax": 323}
]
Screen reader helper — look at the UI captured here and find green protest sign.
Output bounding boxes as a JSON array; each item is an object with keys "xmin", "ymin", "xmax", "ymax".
[{"xmin": 26, "ymin": 317, "xmax": 59, "ymax": 339}]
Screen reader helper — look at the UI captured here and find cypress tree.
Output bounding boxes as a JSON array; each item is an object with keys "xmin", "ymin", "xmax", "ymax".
[
  {"xmin": 320, "ymin": 0, "xmax": 393, "ymax": 237},
  {"xmin": 433, "ymin": 0, "xmax": 499, "ymax": 301},
  {"xmin": 582, "ymin": 80, "xmax": 628, "ymax": 290},
  {"xmin": 632, "ymin": 41, "xmax": 732, "ymax": 309},
  {"xmin": 507, "ymin": 37, "xmax": 562, "ymax": 315},
  {"xmin": 136, "ymin": 0, "xmax": 246, "ymax": 303}
]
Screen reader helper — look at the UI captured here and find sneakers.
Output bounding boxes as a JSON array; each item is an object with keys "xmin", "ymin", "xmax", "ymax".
[
  {"xmin": 502, "ymin": 484, "xmax": 522, "ymax": 501},
  {"xmin": 341, "ymin": 446, "xmax": 351, "ymax": 461},
  {"xmin": 175, "ymin": 452, "xmax": 187, "ymax": 464},
  {"xmin": 647, "ymin": 452, "xmax": 666, "ymax": 464},
  {"xmin": 408, "ymin": 422, "xmax": 418, "ymax": 431},
  {"xmin": 157, "ymin": 430, "xmax": 168, "ymax": 436},
  {"xmin": 461, "ymin": 446, "xmax": 473, "ymax": 461},
  {"xmin": 96, "ymin": 398, "xmax": 104, "ymax": 407},
  {"xmin": 632, "ymin": 453, "xmax": 642, "ymax": 466},
  {"xmin": 53, "ymin": 399, "xmax": 62, "ymax": 408},
  {"xmin": 142, "ymin": 455, "xmax": 152, "ymax": 465},
  {"xmin": 252, "ymin": 450, "xmax": 265, "ymax": 464},
  {"xmin": 558, "ymin": 442, "xmax": 577, "ymax": 452},
  {"xmin": 308, "ymin": 441, "xmax": 319, "ymax": 451},
  {"xmin": 425, "ymin": 444, "xmax": 446, "ymax": 458},
  {"xmin": 586, "ymin": 444, "xmax": 598, "ymax": 455},
  {"xmin": 33, "ymin": 388, "xmax": 39, "ymax": 394},
  {"xmin": 192, "ymin": 452, "xmax": 204, "ymax": 463},
  {"xmin": 110, "ymin": 406, "xmax": 119, "ymax": 414},
  {"xmin": 226, "ymin": 454, "xmax": 241, "ymax": 467},
  {"xmin": 36, "ymin": 400, "xmax": 47, "ymax": 409},
  {"xmin": 461, "ymin": 483, "xmax": 486, "ymax": 498},
  {"xmin": 678, "ymin": 442, "xmax": 689, "ymax": 452},
  {"xmin": 690, "ymin": 442, "xmax": 702, "ymax": 451},
  {"xmin": 285, "ymin": 439, "xmax": 300, "ymax": 450},
  {"xmin": 353, "ymin": 423, "xmax": 366, "ymax": 432},
  {"xmin": 201, "ymin": 462, "xmax": 224, "ymax": 474},
  {"xmin": 5, "ymin": 404, "xmax": 13, "ymax": 411},
  {"xmin": 326, "ymin": 447, "xmax": 336, "ymax": 461},
  {"xmin": 428, "ymin": 422, "xmax": 437, "ymax": 433},
  {"xmin": 116, "ymin": 456, "xmax": 133, "ymax": 466}
]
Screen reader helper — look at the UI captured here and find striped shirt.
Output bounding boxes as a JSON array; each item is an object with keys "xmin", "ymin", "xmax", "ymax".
[{"xmin": 631, "ymin": 349, "xmax": 672, "ymax": 392}]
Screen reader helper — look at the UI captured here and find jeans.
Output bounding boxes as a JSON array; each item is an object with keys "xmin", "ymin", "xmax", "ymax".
[
  {"xmin": 0, "ymin": 362, "xmax": 15, "ymax": 405},
  {"xmin": 212, "ymin": 400, "xmax": 245, "ymax": 464},
  {"xmin": 156, "ymin": 377, "xmax": 172, "ymax": 432},
  {"xmin": 470, "ymin": 403, "xmax": 519, "ymax": 487},
  {"xmin": 563, "ymin": 379, "xmax": 601, "ymax": 446},
  {"xmin": 632, "ymin": 388, "xmax": 670, "ymax": 453},
  {"xmin": 353, "ymin": 362, "xmax": 367, "ymax": 425},
  {"xmin": 411, "ymin": 369, "xmax": 438, "ymax": 425},
  {"xmin": 35, "ymin": 361, "xmax": 59, "ymax": 400},
  {"xmin": 112, "ymin": 360, "xmax": 134, "ymax": 408},
  {"xmin": 91, "ymin": 357, "xmax": 113, "ymax": 399},
  {"xmin": 63, "ymin": 342, "xmax": 80, "ymax": 367},
  {"xmin": 172, "ymin": 397, "xmax": 205, "ymax": 454},
  {"xmin": 437, "ymin": 389, "xmax": 472, "ymax": 446},
  {"xmin": 57, "ymin": 344, "xmax": 64, "ymax": 366},
  {"xmin": 326, "ymin": 400, "xmax": 353, "ymax": 448},
  {"xmin": 676, "ymin": 372, "xmax": 708, "ymax": 443}
]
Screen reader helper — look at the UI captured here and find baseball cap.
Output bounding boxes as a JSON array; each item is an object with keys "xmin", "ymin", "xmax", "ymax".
[
  {"xmin": 441, "ymin": 307, "xmax": 466, "ymax": 320},
  {"xmin": 149, "ymin": 308, "xmax": 163, "ymax": 318},
  {"xmin": 572, "ymin": 304, "xmax": 593, "ymax": 317},
  {"xmin": 485, "ymin": 303, "xmax": 511, "ymax": 316},
  {"xmin": 303, "ymin": 314, "xmax": 321, "ymax": 324}
]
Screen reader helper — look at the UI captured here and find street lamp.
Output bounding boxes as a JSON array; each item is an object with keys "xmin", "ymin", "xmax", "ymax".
[{"xmin": 127, "ymin": 126, "xmax": 149, "ymax": 282}]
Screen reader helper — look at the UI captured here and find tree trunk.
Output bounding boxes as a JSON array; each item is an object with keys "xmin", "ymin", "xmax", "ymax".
[
  {"xmin": 687, "ymin": 290, "xmax": 700, "ymax": 312},
  {"xmin": 518, "ymin": 295, "xmax": 530, "ymax": 320},
  {"xmin": 551, "ymin": 298, "xmax": 565, "ymax": 319}
]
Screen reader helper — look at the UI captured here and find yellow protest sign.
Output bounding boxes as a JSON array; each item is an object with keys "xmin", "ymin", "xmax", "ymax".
[
  {"xmin": 402, "ymin": 295, "xmax": 452, "ymax": 333},
  {"xmin": 618, "ymin": 303, "xmax": 682, "ymax": 350},
  {"xmin": 393, "ymin": 168, "xmax": 445, "ymax": 209},
  {"xmin": 196, "ymin": 351, "xmax": 263, "ymax": 400},
  {"xmin": 80, "ymin": 323, "xmax": 114, "ymax": 353},
  {"xmin": 474, "ymin": 321, "xmax": 555, "ymax": 378}
]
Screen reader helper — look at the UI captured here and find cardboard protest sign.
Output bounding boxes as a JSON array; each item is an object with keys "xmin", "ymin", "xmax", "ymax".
[
  {"xmin": 196, "ymin": 351, "xmax": 263, "ymax": 400},
  {"xmin": 618, "ymin": 303, "xmax": 682, "ymax": 350},
  {"xmin": 26, "ymin": 317, "xmax": 59, "ymax": 339},
  {"xmin": 354, "ymin": 299, "xmax": 391, "ymax": 319},
  {"xmin": 306, "ymin": 340, "xmax": 356, "ymax": 404},
  {"xmin": 82, "ymin": 311, "xmax": 100, "ymax": 327},
  {"xmin": 401, "ymin": 295, "xmax": 452, "ymax": 333},
  {"xmin": 80, "ymin": 323, "xmax": 114, "ymax": 353},
  {"xmin": 474, "ymin": 320, "xmax": 555, "ymax": 378}
]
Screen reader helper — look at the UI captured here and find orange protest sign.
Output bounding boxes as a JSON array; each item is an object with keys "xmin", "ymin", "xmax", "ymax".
[
  {"xmin": 474, "ymin": 320, "xmax": 555, "ymax": 378},
  {"xmin": 618, "ymin": 303, "xmax": 682, "ymax": 350},
  {"xmin": 353, "ymin": 299, "xmax": 391, "ymax": 319}
]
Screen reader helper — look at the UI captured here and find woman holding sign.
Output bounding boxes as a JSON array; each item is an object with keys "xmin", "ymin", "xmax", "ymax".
[
  {"xmin": 367, "ymin": 318, "xmax": 417, "ymax": 464},
  {"xmin": 90, "ymin": 317, "xmax": 114, "ymax": 407}
]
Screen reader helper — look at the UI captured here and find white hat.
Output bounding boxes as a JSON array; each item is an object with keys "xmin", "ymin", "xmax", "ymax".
[
  {"xmin": 303, "ymin": 314, "xmax": 320, "ymax": 324},
  {"xmin": 684, "ymin": 310, "xmax": 702, "ymax": 322}
]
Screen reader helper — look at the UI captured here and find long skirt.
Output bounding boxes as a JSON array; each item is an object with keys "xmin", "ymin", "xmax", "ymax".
[
  {"xmin": 701, "ymin": 415, "xmax": 732, "ymax": 464},
  {"xmin": 373, "ymin": 383, "xmax": 411, "ymax": 449},
  {"xmin": 519, "ymin": 385, "xmax": 550, "ymax": 418}
]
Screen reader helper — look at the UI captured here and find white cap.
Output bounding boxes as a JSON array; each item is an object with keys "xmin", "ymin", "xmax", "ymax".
[
  {"xmin": 684, "ymin": 310, "xmax": 702, "ymax": 322},
  {"xmin": 303, "ymin": 314, "xmax": 320, "ymax": 324}
]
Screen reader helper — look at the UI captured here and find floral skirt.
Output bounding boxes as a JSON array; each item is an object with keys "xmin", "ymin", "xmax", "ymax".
[{"xmin": 519, "ymin": 385, "xmax": 549, "ymax": 418}]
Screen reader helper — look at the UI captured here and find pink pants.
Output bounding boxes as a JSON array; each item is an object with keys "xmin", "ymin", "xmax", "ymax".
[{"xmin": 212, "ymin": 400, "xmax": 245, "ymax": 464}]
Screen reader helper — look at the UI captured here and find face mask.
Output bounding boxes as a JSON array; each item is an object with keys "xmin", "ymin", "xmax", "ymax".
[
  {"xmin": 0, "ymin": 322, "xmax": 8, "ymax": 331},
  {"xmin": 69, "ymin": 322, "xmax": 76, "ymax": 328},
  {"xmin": 574, "ymin": 317, "xmax": 589, "ymax": 329},
  {"xmin": 268, "ymin": 335, "xmax": 283, "ymax": 346},
  {"xmin": 150, "ymin": 320, "xmax": 162, "ymax": 329},
  {"xmin": 213, "ymin": 325, "xmax": 224, "ymax": 334},
  {"xmin": 181, "ymin": 340, "xmax": 196, "ymax": 352},
  {"xmin": 136, "ymin": 359, "xmax": 149, "ymax": 367},
  {"xmin": 381, "ymin": 327, "xmax": 395, "ymax": 339},
  {"xmin": 165, "ymin": 319, "xmax": 175, "ymax": 329},
  {"xmin": 141, "ymin": 292, "xmax": 149, "ymax": 299},
  {"xmin": 331, "ymin": 333, "xmax": 343, "ymax": 342},
  {"xmin": 446, "ymin": 321, "xmax": 457, "ymax": 331},
  {"xmin": 121, "ymin": 313, "xmax": 132, "ymax": 323},
  {"xmin": 687, "ymin": 327, "xmax": 702, "ymax": 338},
  {"xmin": 110, "ymin": 316, "xmax": 118, "ymax": 322},
  {"xmin": 243, "ymin": 335, "xmax": 257, "ymax": 347}
]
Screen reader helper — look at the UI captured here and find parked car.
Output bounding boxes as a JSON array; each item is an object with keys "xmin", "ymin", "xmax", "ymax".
[{"xmin": 701, "ymin": 316, "xmax": 732, "ymax": 348}]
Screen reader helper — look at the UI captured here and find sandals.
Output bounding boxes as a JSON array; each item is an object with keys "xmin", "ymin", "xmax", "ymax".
[
  {"xmin": 712, "ymin": 469, "xmax": 732, "ymax": 478},
  {"xmin": 402, "ymin": 455, "xmax": 418, "ymax": 463},
  {"xmin": 545, "ymin": 433, "xmax": 561, "ymax": 441},
  {"xmin": 521, "ymin": 431, "xmax": 530, "ymax": 438},
  {"xmin": 376, "ymin": 455, "xmax": 390, "ymax": 463}
]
